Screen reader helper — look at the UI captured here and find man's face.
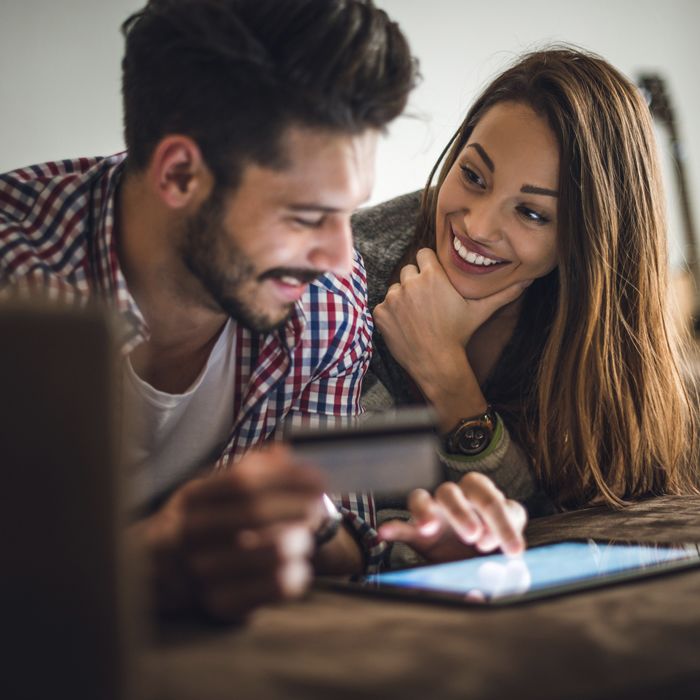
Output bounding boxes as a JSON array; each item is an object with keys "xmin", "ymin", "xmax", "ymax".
[{"xmin": 178, "ymin": 126, "xmax": 377, "ymax": 332}]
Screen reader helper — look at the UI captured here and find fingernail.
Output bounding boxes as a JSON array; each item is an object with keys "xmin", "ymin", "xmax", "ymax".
[
  {"xmin": 377, "ymin": 525, "xmax": 394, "ymax": 541},
  {"xmin": 505, "ymin": 537, "xmax": 525, "ymax": 556},
  {"xmin": 279, "ymin": 561, "xmax": 312, "ymax": 597},
  {"xmin": 279, "ymin": 526, "xmax": 314, "ymax": 558},
  {"xmin": 464, "ymin": 530, "xmax": 480, "ymax": 544},
  {"xmin": 459, "ymin": 522, "xmax": 482, "ymax": 544},
  {"xmin": 520, "ymin": 280, "xmax": 534, "ymax": 289},
  {"xmin": 417, "ymin": 520, "xmax": 440, "ymax": 537}
]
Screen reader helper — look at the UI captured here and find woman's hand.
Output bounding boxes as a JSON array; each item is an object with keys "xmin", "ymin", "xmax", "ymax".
[
  {"xmin": 377, "ymin": 472, "xmax": 527, "ymax": 563},
  {"xmin": 373, "ymin": 248, "xmax": 529, "ymax": 388}
]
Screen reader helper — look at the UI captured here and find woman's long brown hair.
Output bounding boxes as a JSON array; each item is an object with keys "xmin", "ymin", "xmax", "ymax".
[{"xmin": 409, "ymin": 47, "xmax": 699, "ymax": 508}]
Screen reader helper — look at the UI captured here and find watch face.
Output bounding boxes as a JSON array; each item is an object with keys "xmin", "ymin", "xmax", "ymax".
[
  {"xmin": 444, "ymin": 409, "xmax": 496, "ymax": 456},
  {"xmin": 457, "ymin": 425, "xmax": 490, "ymax": 454}
]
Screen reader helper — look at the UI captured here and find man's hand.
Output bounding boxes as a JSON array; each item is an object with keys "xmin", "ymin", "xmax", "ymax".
[
  {"xmin": 378, "ymin": 472, "xmax": 527, "ymax": 563},
  {"xmin": 131, "ymin": 443, "xmax": 325, "ymax": 622}
]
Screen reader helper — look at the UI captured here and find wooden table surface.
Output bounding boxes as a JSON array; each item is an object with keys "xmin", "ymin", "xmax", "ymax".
[{"xmin": 142, "ymin": 495, "xmax": 700, "ymax": 700}]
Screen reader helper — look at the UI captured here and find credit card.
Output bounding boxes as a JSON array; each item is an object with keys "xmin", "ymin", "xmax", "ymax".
[{"xmin": 287, "ymin": 407, "xmax": 440, "ymax": 494}]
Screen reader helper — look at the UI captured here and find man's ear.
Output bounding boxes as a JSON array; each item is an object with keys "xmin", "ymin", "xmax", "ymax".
[{"xmin": 147, "ymin": 136, "xmax": 213, "ymax": 210}]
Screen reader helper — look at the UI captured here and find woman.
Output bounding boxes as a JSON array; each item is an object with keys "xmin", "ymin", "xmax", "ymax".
[{"xmin": 355, "ymin": 47, "xmax": 699, "ymax": 561}]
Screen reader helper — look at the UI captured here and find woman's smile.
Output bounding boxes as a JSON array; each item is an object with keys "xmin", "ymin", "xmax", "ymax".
[{"xmin": 450, "ymin": 225, "xmax": 511, "ymax": 275}]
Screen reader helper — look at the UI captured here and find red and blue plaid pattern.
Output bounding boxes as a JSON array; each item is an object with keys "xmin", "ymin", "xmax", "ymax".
[{"xmin": 0, "ymin": 153, "xmax": 386, "ymax": 571}]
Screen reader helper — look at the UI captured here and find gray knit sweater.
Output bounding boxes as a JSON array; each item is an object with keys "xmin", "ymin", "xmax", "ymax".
[{"xmin": 352, "ymin": 192, "xmax": 545, "ymax": 516}]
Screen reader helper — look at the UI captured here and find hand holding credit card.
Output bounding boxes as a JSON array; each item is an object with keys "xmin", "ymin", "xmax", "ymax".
[{"xmin": 287, "ymin": 407, "xmax": 440, "ymax": 494}]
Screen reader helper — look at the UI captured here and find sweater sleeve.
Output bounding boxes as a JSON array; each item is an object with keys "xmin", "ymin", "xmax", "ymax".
[
  {"xmin": 361, "ymin": 371, "xmax": 537, "ymax": 503},
  {"xmin": 436, "ymin": 412, "xmax": 537, "ymax": 503}
]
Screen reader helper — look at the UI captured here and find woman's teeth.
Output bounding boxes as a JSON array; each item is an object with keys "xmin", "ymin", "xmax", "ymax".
[
  {"xmin": 279, "ymin": 275, "xmax": 303, "ymax": 286},
  {"xmin": 453, "ymin": 235, "xmax": 501, "ymax": 266}
]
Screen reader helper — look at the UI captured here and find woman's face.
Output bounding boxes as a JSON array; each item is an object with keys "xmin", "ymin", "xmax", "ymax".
[{"xmin": 435, "ymin": 101, "xmax": 560, "ymax": 300}]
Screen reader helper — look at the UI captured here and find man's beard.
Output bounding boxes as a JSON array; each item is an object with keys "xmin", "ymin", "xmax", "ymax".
[{"xmin": 177, "ymin": 189, "xmax": 319, "ymax": 333}]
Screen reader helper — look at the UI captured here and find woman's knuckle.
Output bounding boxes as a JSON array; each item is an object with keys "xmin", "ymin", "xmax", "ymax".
[{"xmin": 435, "ymin": 481, "xmax": 459, "ymax": 500}]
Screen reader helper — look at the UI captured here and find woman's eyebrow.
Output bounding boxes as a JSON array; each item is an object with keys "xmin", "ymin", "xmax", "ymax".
[
  {"xmin": 521, "ymin": 184, "xmax": 558, "ymax": 197},
  {"xmin": 465, "ymin": 143, "xmax": 558, "ymax": 197},
  {"xmin": 465, "ymin": 143, "xmax": 494, "ymax": 172}
]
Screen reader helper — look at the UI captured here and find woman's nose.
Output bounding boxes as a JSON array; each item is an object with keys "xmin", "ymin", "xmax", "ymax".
[{"xmin": 463, "ymin": 200, "xmax": 504, "ymax": 245}]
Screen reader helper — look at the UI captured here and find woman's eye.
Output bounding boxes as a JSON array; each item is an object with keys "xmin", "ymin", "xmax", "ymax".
[
  {"xmin": 516, "ymin": 205, "xmax": 550, "ymax": 225},
  {"xmin": 459, "ymin": 165, "xmax": 485, "ymax": 189}
]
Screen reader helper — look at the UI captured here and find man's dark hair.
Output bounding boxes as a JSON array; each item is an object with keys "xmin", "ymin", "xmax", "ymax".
[{"xmin": 121, "ymin": 0, "xmax": 417, "ymax": 188}]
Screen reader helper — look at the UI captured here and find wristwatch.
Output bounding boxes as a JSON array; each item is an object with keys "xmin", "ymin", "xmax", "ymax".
[
  {"xmin": 314, "ymin": 493, "xmax": 343, "ymax": 547},
  {"xmin": 442, "ymin": 406, "xmax": 497, "ymax": 456}
]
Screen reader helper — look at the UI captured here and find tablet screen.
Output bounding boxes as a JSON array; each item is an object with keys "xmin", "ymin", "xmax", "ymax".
[{"xmin": 359, "ymin": 540, "xmax": 700, "ymax": 605}]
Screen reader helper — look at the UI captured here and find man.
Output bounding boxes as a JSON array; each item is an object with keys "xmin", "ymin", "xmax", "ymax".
[{"xmin": 0, "ymin": 0, "xmax": 416, "ymax": 621}]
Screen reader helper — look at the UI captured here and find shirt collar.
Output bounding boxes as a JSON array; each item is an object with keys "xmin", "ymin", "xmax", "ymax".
[
  {"xmin": 88, "ymin": 153, "xmax": 148, "ymax": 353},
  {"xmin": 281, "ymin": 299, "xmax": 307, "ymax": 351}
]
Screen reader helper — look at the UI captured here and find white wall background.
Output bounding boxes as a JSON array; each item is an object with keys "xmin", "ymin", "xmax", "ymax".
[
  {"xmin": 1, "ymin": 0, "xmax": 699, "ymax": 260},
  {"xmin": 1, "ymin": 0, "xmax": 142, "ymax": 169}
]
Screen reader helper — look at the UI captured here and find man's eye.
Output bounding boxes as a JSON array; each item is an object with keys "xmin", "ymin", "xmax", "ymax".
[
  {"xmin": 516, "ymin": 206, "xmax": 550, "ymax": 225},
  {"xmin": 460, "ymin": 165, "xmax": 485, "ymax": 189},
  {"xmin": 294, "ymin": 217, "xmax": 324, "ymax": 228}
]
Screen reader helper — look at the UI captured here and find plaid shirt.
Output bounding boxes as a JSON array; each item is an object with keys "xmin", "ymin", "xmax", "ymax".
[{"xmin": 0, "ymin": 153, "xmax": 386, "ymax": 570}]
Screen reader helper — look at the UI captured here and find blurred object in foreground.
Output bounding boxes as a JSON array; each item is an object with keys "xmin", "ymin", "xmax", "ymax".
[{"xmin": 0, "ymin": 302, "xmax": 139, "ymax": 700}]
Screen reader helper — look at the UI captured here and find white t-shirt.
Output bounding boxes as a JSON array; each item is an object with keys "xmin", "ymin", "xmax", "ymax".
[{"xmin": 123, "ymin": 320, "xmax": 236, "ymax": 511}]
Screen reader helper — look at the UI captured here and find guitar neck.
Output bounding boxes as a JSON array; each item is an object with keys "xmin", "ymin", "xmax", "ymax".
[{"xmin": 639, "ymin": 73, "xmax": 700, "ymax": 311}]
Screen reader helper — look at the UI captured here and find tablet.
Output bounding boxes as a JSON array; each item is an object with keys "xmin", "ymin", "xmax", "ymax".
[{"xmin": 326, "ymin": 539, "xmax": 700, "ymax": 606}]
